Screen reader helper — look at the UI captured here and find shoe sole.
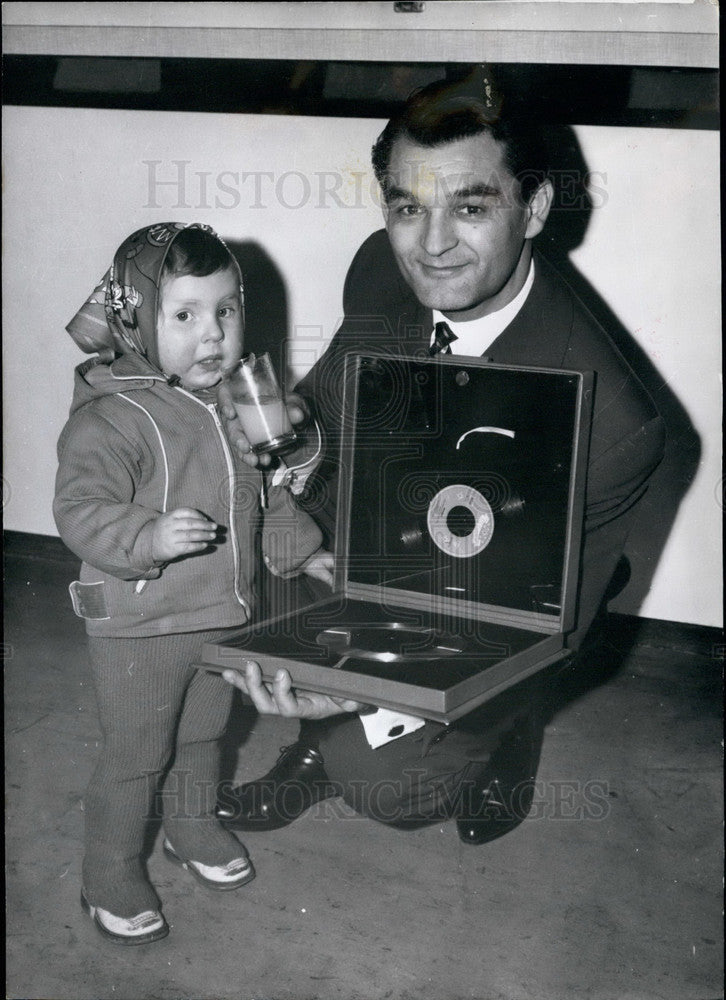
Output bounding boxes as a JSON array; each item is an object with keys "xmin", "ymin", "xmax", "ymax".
[
  {"xmin": 80, "ymin": 891, "xmax": 169, "ymax": 946},
  {"xmin": 163, "ymin": 841, "xmax": 255, "ymax": 891}
]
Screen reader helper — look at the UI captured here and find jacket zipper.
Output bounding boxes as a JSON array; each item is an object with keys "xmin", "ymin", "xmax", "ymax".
[
  {"xmin": 205, "ymin": 401, "xmax": 252, "ymax": 615},
  {"xmin": 175, "ymin": 387, "xmax": 252, "ymax": 616}
]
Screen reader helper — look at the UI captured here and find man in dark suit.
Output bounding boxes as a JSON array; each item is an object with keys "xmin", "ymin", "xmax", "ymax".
[{"xmin": 217, "ymin": 77, "xmax": 665, "ymax": 844}]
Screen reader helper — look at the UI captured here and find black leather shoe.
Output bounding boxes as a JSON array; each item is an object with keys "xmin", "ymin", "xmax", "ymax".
[
  {"xmin": 456, "ymin": 714, "xmax": 543, "ymax": 846},
  {"xmin": 216, "ymin": 744, "xmax": 337, "ymax": 831}
]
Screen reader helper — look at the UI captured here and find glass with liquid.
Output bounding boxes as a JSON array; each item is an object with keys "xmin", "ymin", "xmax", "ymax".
[{"xmin": 220, "ymin": 352, "xmax": 297, "ymax": 456}]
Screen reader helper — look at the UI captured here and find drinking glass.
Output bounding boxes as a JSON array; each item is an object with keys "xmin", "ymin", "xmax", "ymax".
[{"xmin": 220, "ymin": 352, "xmax": 297, "ymax": 456}]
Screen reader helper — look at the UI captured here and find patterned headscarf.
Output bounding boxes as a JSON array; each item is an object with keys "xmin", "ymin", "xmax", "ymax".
[{"xmin": 66, "ymin": 222, "xmax": 242, "ymax": 372}]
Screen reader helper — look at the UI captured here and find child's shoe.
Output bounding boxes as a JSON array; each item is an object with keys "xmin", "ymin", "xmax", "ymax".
[
  {"xmin": 162, "ymin": 838, "xmax": 255, "ymax": 891},
  {"xmin": 80, "ymin": 888, "xmax": 169, "ymax": 945}
]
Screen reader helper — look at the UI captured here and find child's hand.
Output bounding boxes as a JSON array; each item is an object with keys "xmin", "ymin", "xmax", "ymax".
[{"xmin": 151, "ymin": 508, "xmax": 219, "ymax": 562}]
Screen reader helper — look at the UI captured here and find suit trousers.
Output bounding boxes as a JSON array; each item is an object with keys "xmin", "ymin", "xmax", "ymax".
[{"xmin": 315, "ymin": 676, "xmax": 546, "ymax": 826}]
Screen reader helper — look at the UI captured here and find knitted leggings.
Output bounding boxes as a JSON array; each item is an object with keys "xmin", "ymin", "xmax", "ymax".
[{"xmin": 83, "ymin": 629, "xmax": 243, "ymax": 916}]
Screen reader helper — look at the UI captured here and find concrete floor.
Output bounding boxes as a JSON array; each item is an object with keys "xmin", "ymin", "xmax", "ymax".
[{"xmin": 5, "ymin": 542, "xmax": 723, "ymax": 1000}]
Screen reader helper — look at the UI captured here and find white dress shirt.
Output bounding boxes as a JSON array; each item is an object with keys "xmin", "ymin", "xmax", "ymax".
[{"xmin": 431, "ymin": 258, "xmax": 535, "ymax": 357}]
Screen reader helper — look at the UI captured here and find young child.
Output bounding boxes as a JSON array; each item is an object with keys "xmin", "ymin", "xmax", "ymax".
[{"xmin": 54, "ymin": 222, "xmax": 327, "ymax": 944}]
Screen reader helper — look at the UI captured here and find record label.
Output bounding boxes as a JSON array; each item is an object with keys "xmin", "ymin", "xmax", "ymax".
[{"xmin": 426, "ymin": 484, "xmax": 494, "ymax": 559}]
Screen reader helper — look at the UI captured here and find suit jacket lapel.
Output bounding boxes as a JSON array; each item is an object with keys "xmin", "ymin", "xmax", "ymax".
[{"xmin": 483, "ymin": 252, "xmax": 574, "ymax": 368}]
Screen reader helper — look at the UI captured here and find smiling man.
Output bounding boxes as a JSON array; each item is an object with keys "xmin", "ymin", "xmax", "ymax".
[
  {"xmin": 218, "ymin": 76, "xmax": 666, "ymax": 846},
  {"xmin": 380, "ymin": 131, "xmax": 551, "ymax": 320}
]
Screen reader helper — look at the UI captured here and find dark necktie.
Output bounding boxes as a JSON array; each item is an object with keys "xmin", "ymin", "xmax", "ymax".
[{"xmin": 429, "ymin": 321, "xmax": 458, "ymax": 356}]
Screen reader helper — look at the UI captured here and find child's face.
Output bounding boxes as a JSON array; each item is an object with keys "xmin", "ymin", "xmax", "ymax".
[{"xmin": 157, "ymin": 265, "xmax": 243, "ymax": 390}]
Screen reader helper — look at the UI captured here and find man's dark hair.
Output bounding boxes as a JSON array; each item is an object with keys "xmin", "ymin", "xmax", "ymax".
[
  {"xmin": 372, "ymin": 75, "xmax": 550, "ymax": 203},
  {"xmin": 163, "ymin": 225, "xmax": 236, "ymax": 279}
]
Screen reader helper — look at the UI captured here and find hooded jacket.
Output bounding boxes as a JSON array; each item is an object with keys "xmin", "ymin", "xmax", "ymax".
[{"xmin": 54, "ymin": 223, "xmax": 322, "ymax": 637}]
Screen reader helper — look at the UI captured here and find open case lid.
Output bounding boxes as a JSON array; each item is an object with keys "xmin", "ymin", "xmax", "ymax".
[{"xmin": 334, "ymin": 352, "xmax": 592, "ymax": 636}]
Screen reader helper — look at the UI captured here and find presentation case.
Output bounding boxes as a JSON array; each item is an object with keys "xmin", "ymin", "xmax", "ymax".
[{"xmin": 200, "ymin": 351, "xmax": 592, "ymax": 723}]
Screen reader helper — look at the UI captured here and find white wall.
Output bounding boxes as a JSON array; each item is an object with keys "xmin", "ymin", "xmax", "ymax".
[
  {"xmin": 2, "ymin": 106, "xmax": 721, "ymax": 626},
  {"xmin": 568, "ymin": 126, "xmax": 721, "ymax": 628}
]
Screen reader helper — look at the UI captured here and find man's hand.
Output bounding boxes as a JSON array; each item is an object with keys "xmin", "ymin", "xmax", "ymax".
[
  {"xmin": 222, "ymin": 660, "xmax": 366, "ymax": 719},
  {"xmin": 217, "ymin": 382, "xmax": 310, "ymax": 467},
  {"xmin": 151, "ymin": 508, "xmax": 218, "ymax": 562},
  {"xmin": 300, "ymin": 549, "xmax": 334, "ymax": 586}
]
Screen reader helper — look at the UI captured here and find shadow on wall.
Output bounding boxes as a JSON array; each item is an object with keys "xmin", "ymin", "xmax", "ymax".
[
  {"xmin": 226, "ymin": 240, "xmax": 292, "ymax": 388},
  {"xmin": 538, "ymin": 124, "xmax": 701, "ymax": 617}
]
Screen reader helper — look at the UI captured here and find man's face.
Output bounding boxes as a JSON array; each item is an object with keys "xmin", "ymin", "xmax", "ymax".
[{"xmin": 382, "ymin": 133, "xmax": 548, "ymax": 321}]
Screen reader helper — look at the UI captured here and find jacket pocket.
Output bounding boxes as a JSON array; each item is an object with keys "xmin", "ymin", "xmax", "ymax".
[{"xmin": 68, "ymin": 580, "xmax": 110, "ymax": 620}]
